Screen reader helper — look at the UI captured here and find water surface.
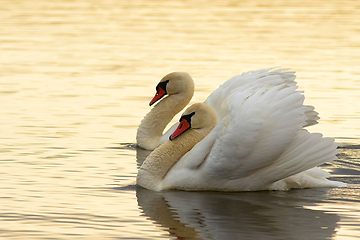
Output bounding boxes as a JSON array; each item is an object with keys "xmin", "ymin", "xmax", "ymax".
[{"xmin": 1, "ymin": 0, "xmax": 360, "ymax": 239}]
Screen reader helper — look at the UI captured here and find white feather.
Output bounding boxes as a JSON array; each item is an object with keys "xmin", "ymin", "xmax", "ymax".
[
  {"xmin": 161, "ymin": 68, "xmax": 318, "ymax": 145},
  {"xmin": 161, "ymin": 68, "xmax": 344, "ymax": 191}
]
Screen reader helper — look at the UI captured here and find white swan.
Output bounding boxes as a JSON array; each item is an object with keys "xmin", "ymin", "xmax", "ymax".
[
  {"xmin": 137, "ymin": 90, "xmax": 346, "ymax": 191},
  {"xmin": 136, "ymin": 69, "xmax": 319, "ymax": 150}
]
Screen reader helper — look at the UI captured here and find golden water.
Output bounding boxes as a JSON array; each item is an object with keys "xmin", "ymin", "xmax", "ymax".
[{"xmin": 1, "ymin": 0, "xmax": 360, "ymax": 239}]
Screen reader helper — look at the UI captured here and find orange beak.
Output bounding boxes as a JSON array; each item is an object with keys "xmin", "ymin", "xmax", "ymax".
[
  {"xmin": 149, "ymin": 80, "xmax": 169, "ymax": 106},
  {"xmin": 149, "ymin": 87, "xmax": 166, "ymax": 106},
  {"xmin": 169, "ymin": 118, "xmax": 191, "ymax": 140}
]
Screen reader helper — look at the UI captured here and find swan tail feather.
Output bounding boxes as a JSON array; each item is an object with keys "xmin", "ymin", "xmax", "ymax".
[
  {"xmin": 304, "ymin": 105, "xmax": 320, "ymax": 127},
  {"xmin": 254, "ymin": 129, "xmax": 340, "ymax": 189},
  {"xmin": 269, "ymin": 167, "xmax": 347, "ymax": 190}
]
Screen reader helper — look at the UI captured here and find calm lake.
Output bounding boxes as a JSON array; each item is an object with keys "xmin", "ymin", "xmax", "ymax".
[{"xmin": 1, "ymin": 0, "xmax": 360, "ymax": 239}]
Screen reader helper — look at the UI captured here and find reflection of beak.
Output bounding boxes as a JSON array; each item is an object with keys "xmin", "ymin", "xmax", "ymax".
[{"xmin": 169, "ymin": 118, "xmax": 191, "ymax": 140}]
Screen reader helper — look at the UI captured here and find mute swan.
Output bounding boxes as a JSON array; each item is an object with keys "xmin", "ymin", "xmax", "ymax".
[
  {"xmin": 137, "ymin": 92, "xmax": 345, "ymax": 191},
  {"xmin": 136, "ymin": 69, "xmax": 319, "ymax": 150}
]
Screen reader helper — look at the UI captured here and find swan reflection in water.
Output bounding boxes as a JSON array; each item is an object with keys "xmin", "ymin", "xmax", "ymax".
[
  {"xmin": 136, "ymin": 147, "xmax": 340, "ymax": 240},
  {"xmin": 136, "ymin": 187, "xmax": 340, "ymax": 240}
]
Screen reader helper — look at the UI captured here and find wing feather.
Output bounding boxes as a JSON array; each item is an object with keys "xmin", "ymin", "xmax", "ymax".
[
  {"xmin": 203, "ymin": 83, "xmax": 306, "ymax": 180},
  {"xmin": 204, "ymin": 68, "xmax": 298, "ymax": 121},
  {"xmin": 161, "ymin": 68, "xmax": 304, "ymax": 145},
  {"xmin": 162, "ymin": 68, "xmax": 340, "ymax": 191}
]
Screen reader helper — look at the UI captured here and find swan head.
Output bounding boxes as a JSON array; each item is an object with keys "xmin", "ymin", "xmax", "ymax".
[
  {"xmin": 150, "ymin": 72, "xmax": 194, "ymax": 106},
  {"xmin": 170, "ymin": 103, "xmax": 217, "ymax": 140}
]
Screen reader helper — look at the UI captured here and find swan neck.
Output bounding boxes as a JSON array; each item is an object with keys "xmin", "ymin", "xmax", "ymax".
[
  {"xmin": 137, "ymin": 128, "xmax": 209, "ymax": 191},
  {"xmin": 136, "ymin": 84, "xmax": 194, "ymax": 150}
]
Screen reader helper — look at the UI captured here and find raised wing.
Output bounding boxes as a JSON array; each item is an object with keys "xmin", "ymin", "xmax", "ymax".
[
  {"xmin": 162, "ymin": 69, "xmax": 335, "ymax": 191},
  {"xmin": 204, "ymin": 68, "xmax": 297, "ymax": 121},
  {"xmin": 162, "ymin": 82, "xmax": 308, "ymax": 190},
  {"xmin": 161, "ymin": 68, "xmax": 313, "ymax": 145},
  {"xmin": 202, "ymin": 83, "xmax": 306, "ymax": 182}
]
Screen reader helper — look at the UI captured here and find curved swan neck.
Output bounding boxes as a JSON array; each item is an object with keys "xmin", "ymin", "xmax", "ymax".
[
  {"xmin": 136, "ymin": 81, "xmax": 194, "ymax": 150},
  {"xmin": 137, "ymin": 124, "xmax": 215, "ymax": 191}
]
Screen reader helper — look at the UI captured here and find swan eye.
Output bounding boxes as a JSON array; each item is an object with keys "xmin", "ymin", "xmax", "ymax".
[
  {"xmin": 150, "ymin": 80, "xmax": 170, "ymax": 106},
  {"xmin": 170, "ymin": 113, "xmax": 193, "ymax": 140},
  {"xmin": 179, "ymin": 112, "xmax": 196, "ymax": 124},
  {"xmin": 156, "ymin": 80, "xmax": 169, "ymax": 92}
]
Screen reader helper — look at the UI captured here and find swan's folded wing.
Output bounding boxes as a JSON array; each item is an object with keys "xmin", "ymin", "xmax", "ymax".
[{"xmin": 203, "ymin": 83, "xmax": 307, "ymax": 182}]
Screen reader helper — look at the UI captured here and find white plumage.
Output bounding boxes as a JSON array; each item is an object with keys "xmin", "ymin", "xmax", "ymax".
[
  {"xmin": 137, "ymin": 68, "xmax": 345, "ymax": 191},
  {"xmin": 157, "ymin": 68, "xmax": 318, "ymax": 145}
]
